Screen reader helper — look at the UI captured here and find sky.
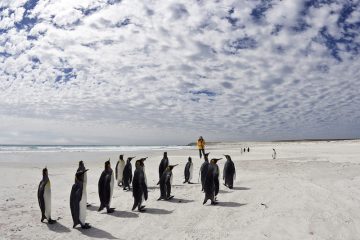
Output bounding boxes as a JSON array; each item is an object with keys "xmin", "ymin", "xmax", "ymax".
[{"xmin": 0, "ymin": 0, "xmax": 359, "ymax": 145}]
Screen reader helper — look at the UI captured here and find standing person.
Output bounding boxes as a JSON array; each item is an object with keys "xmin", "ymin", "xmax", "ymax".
[{"xmin": 197, "ymin": 136, "xmax": 206, "ymax": 159}]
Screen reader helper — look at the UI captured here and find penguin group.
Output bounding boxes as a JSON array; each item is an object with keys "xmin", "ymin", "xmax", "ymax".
[{"xmin": 37, "ymin": 152, "xmax": 237, "ymax": 229}]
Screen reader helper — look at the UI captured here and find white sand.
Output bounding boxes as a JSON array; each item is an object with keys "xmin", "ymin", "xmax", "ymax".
[{"xmin": 1, "ymin": 140, "xmax": 360, "ymax": 240}]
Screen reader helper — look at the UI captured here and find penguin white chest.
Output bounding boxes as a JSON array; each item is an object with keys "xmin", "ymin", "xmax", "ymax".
[
  {"xmin": 143, "ymin": 166, "xmax": 147, "ymax": 185},
  {"xmin": 189, "ymin": 162, "xmax": 193, "ymax": 181},
  {"xmin": 44, "ymin": 181, "xmax": 51, "ymax": 219},
  {"xmin": 79, "ymin": 181, "xmax": 87, "ymax": 224},
  {"xmin": 109, "ymin": 172, "xmax": 114, "ymax": 205},
  {"xmin": 117, "ymin": 161, "xmax": 125, "ymax": 184}
]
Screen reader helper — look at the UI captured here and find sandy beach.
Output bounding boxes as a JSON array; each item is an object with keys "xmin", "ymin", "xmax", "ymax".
[{"xmin": 1, "ymin": 140, "xmax": 360, "ymax": 240}]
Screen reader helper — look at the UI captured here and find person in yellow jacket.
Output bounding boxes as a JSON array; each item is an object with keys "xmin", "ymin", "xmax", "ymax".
[{"xmin": 197, "ymin": 136, "xmax": 206, "ymax": 159}]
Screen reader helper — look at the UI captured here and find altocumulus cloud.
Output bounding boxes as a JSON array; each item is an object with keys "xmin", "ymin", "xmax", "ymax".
[{"xmin": 0, "ymin": 0, "xmax": 359, "ymax": 144}]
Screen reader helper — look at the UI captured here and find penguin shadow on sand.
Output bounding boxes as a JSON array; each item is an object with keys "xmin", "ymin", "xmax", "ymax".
[
  {"xmin": 231, "ymin": 186, "xmax": 251, "ymax": 191},
  {"xmin": 143, "ymin": 208, "xmax": 173, "ymax": 215},
  {"xmin": 46, "ymin": 221, "xmax": 71, "ymax": 233},
  {"xmin": 214, "ymin": 202, "xmax": 247, "ymax": 208},
  {"xmin": 77, "ymin": 226, "xmax": 117, "ymax": 239},
  {"xmin": 165, "ymin": 197, "xmax": 195, "ymax": 204},
  {"xmin": 220, "ymin": 186, "xmax": 251, "ymax": 193},
  {"xmin": 87, "ymin": 204, "xmax": 138, "ymax": 218}
]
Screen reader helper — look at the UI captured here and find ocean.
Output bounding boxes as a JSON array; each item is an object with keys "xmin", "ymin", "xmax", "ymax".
[{"xmin": 0, "ymin": 145, "xmax": 191, "ymax": 153}]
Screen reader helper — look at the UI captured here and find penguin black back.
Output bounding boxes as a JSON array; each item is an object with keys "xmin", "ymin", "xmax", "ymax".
[
  {"xmin": 132, "ymin": 158, "xmax": 148, "ymax": 211},
  {"xmin": 158, "ymin": 152, "xmax": 169, "ymax": 183},
  {"xmin": 158, "ymin": 165, "xmax": 177, "ymax": 200},
  {"xmin": 223, "ymin": 155, "xmax": 236, "ymax": 189},
  {"xmin": 184, "ymin": 157, "xmax": 193, "ymax": 184},
  {"xmin": 123, "ymin": 157, "xmax": 134, "ymax": 190},
  {"xmin": 98, "ymin": 160, "xmax": 114, "ymax": 213},
  {"xmin": 200, "ymin": 152, "xmax": 210, "ymax": 191}
]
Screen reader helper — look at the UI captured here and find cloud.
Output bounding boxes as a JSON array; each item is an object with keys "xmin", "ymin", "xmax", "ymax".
[{"xmin": 0, "ymin": 0, "xmax": 359, "ymax": 144}]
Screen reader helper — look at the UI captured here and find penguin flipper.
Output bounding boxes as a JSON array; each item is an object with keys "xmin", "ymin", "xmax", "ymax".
[
  {"xmin": 115, "ymin": 161, "xmax": 120, "ymax": 180},
  {"xmin": 38, "ymin": 180, "xmax": 46, "ymax": 219}
]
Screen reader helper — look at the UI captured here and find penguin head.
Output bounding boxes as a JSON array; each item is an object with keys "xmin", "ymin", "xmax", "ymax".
[
  {"xmin": 139, "ymin": 157, "xmax": 147, "ymax": 163},
  {"xmin": 167, "ymin": 164, "xmax": 178, "ymax": 171},
  {"xmin": 42, "ymin": 167, "xmax": 48, "ymax": 177},
  {"xmin": 188, "ymin": 157, "xmax": 192, "ymax": 162},
  {"xmin": 163, "ymin": 152, "xmax": 167, "ymax": 158},
  {"xmin": 79, "ymin": 160, "xmax": 85, "ymax": 169},
  {"xmin": 204, "ymin": 152, "xmax": 210, "ymax": 161},
  {"xmin": 127, "ymin": 157, "xmax": 135, "ymax": 163},
  {"xmin": 76, "ymin": 169, "xmax": 89, "ymax": 182},
  {"xmin": 224, "ymin": 155, "xmax": 231, "ymax": 161},
  {"xmin": 210, "ymin": 158, "xmax": 222, "ymax": 164},
  {"xmin": 105, "ymin": 159, "xmax": 111, "ymax": 170},
  {"xmin": 119, "ymin": 155, "xmax": 124, "ymax": 160}
]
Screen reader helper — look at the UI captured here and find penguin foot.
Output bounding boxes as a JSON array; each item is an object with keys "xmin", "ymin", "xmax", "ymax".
[
  {"xmin": 203, "ymin": 199, "xmax": 207, "ymax": 205},
  {"xmin": 183, "ymin": 181, "xmax": 187, "ymax": 184},
  {"xmin": 157, "ymin": 197, "xmax": 163, "ymax": 201},
  {"xmin": 98, "ymin": 206, "xmax": 104, "ymax": 212},
  {"xmin": 48, "ymin": 219, "xmax": 57, "ymax": 224},
  {"xmin": 166, "ymin": 195, "xmax": 174, "ymax": 200},
  {"xmin": 107, "ymin": 208, "xmax": 115, "ymax": 213},
  {"xmin": 81, "ymin": 223, "xmax": 91, "ymax": 229},
  {"xmin": 73, "ymin": 223, "xmax": 78, "ymax": 228},
  {"xmin": 86, "ymin": 203, "xmax": 92, "ymax": 207},
  {"xmin": 211, "ymin": 201, "xmax": 218, "ymax": 205},
  {"xmin": 41, "ymin": 216, "xmax": 45, "ymax": 223},
  {"xmin": 139, "ymin": 205, "xmax": 146, "ymax": 212},
  {"xmin": 188, "ymin": 182, "xmax": 193, "ymax": 184}
]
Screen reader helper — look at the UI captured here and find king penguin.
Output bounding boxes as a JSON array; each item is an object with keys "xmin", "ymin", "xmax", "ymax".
[
  {"xmin": 115, "ymin": 154, "xmax": 125, "ymax": 186},
  {"xmin": 223, "ymin": 155, "xmax": 236, "ymax": 189},
  {"xmin": 132, "ymin": 158, "xmax": 148, "ymax": 212},
  {"xmin": 123, "ymin": 157, "xmax": 134, "ymax": 191},
  {"xmin": 37, "ymin": 167, "xmax": 56, "ymax": 224},
  {"xmin": 158, "ymin": 164, "xmax": 178, "ymax": 200},
  {"xmin": 199, "ymin": 152, "xmax": 210, "ymax": 191},
  {"xmin": 203, "ymin": 158, "xmax": 222, "ymax": 205},
  {"xmin": 157, "ymin": 152, "xmax": 169, "ymax": 185},
  {"xmin": 183, "ymin": 157, "xmax": 193, "ymax": 184},
  {"xmin": 77, "ymin": 161, "xmax": 90, "ymax": 207},
  {"xmin": 98, "ymin": 159, "xmax": 115, "ymax": 213},
  {"xmin": 70, "ymin": 169, "xmax": 91, "ymax": 229}
]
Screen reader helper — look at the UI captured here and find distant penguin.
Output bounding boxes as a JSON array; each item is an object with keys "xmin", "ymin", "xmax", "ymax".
[
  {"xmin": 157, "ymin": 152, "xmax": 169, "ymax": 185},
  {"xmin": 223, "ymin": 155, "xmax": 236, "ymax": 189},
  {"xmin": 132, "ymin": 158, "xmax": 148, "ymax": 212},
  {"xmin": 203, "ymin": 158, "xmax": 222, "ymax": 205},
  {"xmin": 123, "ymin": 157, "xmax": 134, "ymax": 191},
  {"xmin": 115, "ymin": 155, "xmax": 125, "ymax": 186},
  {"xmin": 183, "ymin": 157, "xmax": 193, "ymax": 184},
  {"xmin": 272, "ymin": 149, "xmax": 277, "ymax": 159},
  {"xmin": 158, "ymin": 165, "xmax": 178, "ymax": 200},
  {"xmin": 247, "ymin": 147, "xmax": 250, "ymax": 152},
  {"xmin": 70, "ymin": 169, "xmax": 91, "ymax": 229},
  {"xmin": 98, "ymin": 160, "xmax": 115, "ymax": 213},
  {"xmin": 199, "ymin": 152, "xmax": 210, "ymax": 191},
  {"xmin": 37, "ymin": 168, "xmax": 56, "ymax": 224},
  {"xmin": 244, "ymin": 148, "xmax": 246, "ymax": 153}
]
